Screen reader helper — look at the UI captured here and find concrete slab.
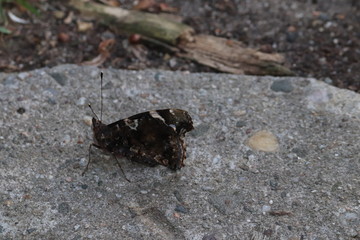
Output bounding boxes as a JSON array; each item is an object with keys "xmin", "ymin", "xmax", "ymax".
[{"xmin": 0, "ymin": 65, "xmax": 359, "ymax": 239}]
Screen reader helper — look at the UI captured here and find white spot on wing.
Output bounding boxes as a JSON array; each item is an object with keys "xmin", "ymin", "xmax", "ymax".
[
  {"xmin": 169, "ymin": 124, "xmax": 176, "ymax": 131},
  {"xmin": 124, "ymin": 118, "xmax": 138, "ymax": 130},
  {"xmin": 149, "ymin": 110, "xmax": 166, "ymax": 122}
]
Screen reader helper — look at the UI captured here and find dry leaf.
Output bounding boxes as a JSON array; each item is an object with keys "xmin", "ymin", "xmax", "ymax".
[
  {"xmin": 133, "ymin": 0, "xmax": 156, "ymax": 11},
  {"xmin": 158, "ymin": 3, "xmax": 178, "ymax": 13},
  {"xmin": 58, "ymin": 32, "xmax": 70, "ymax": 43},
  {"xmin": 64, "ymin": 11, "xmax": 74, "ymax": 24},
  {"xmin": 77, "ymin": 20, "xmax": 93, "ymax": 32},
  {"xmin": 133, "ymin": 0, "xmax": 177, "ymax": 13},
  {"xmin": 98, "ymin": 0, "xmax": 120, "ymax": 7},
  {"xmin": 8, "ymin": 11, "xmax": 29, "ymax": 24},
  {"xmin": 81, "ymin": 39, "xmax": 115, "ymax": 66}
]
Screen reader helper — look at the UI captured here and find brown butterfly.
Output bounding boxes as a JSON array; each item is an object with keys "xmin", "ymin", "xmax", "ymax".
[{"xmin": 83, "ymin": 73, "xmax": 194, "ymax": 181}]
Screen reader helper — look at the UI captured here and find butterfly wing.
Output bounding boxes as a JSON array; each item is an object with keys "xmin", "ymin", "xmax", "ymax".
[{"xmin": 106, "ymin": 109, "xmax": 193, "ymax": 170}]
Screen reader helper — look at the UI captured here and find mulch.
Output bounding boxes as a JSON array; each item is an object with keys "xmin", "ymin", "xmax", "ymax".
[{"xmin": 1, "ymin": 0, "xmax": 359, "ymax": 92}]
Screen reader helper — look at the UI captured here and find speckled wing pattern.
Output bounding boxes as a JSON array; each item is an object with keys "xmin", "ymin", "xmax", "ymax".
[{"xmin": 91, "ymin": 109, "xmax": 194, "ymax": 170}]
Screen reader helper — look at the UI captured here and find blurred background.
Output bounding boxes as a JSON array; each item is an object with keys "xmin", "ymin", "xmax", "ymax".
[{"xmin": 0, "ymin": 0, "xmax": 359, "ymax": 91}]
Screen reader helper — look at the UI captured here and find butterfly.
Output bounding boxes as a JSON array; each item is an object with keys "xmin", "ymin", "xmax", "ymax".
[{"xmin": 83, "ymin": 72, "xmax": 194, "ymax": 181}]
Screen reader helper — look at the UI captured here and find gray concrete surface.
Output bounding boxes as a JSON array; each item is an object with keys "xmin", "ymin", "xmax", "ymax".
[{"xmin": 0, "ymin": 64, "xmax": 359, "ymax": 240}]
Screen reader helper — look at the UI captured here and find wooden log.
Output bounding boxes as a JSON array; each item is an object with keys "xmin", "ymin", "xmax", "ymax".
[
  {"xmin": 178, "ymin": 35, "xmax": 294, "ymax": 76},
  {"xmin": 69, "ymin": 0, "xmax": 194, "ymax": 45},
  {"xmin": 69, "ymin": 0, "xmax": 293, "ymax": 76}
]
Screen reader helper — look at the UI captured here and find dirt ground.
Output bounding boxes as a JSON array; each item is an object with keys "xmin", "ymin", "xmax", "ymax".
[{"xmin": 1, "ymin": 0, "xmax": 359, "ymax": 92}]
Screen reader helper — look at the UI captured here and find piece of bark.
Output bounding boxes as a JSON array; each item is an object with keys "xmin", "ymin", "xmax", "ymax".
[
  {"xmin": 178, "ymin": 35, "xmax": 294, "ymax": 76},
  {"xmin": 69, "ymin": 0, "xmax": 293, "ymax": 76}
]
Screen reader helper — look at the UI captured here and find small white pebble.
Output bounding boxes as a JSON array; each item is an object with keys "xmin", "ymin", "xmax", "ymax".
[
  {"xmin": 83, "ymin": 116, "xmax": 92, "ymax": 126},
  {"xmin": 61, "ymin": 135, "xmax": 71, "ymax": 145},
  {"xmin": 229, "ymin": 161, "xmax": 236, "ymax": 170},
  {"xmin": 18, "ymin": 72, "xmax": 30, "ymax": 80},
  {"xmin": 233, "ymin": 110, "xmax": 246, "ymax": 116},
  {"xmin": 212, "ymin": 155, "xmax": 221, "ymax": 165},
  {"xmin": 79, "ymin": 158, "xmax": 87, "ymax": 166},
  {"xmin": 76, "ymin": 97, "xmax": 87, "ymax": 106},
  {"xmin": 262, "ymin": 205, "xmax": 271, "ymax": 213}
]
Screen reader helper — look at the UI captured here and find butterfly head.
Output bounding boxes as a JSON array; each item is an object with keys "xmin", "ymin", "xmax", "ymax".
[{"xmin": 171, "ymin": 109, "xmax": 194, "ymax": 134}]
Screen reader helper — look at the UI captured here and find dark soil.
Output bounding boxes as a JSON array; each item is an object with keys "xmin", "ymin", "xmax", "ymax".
[{"xmin": 1, "ymin": 0, "xmax": 359, "ymax": 92}]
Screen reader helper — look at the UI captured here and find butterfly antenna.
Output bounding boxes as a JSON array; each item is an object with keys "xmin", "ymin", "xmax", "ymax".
[
  {"xmin": 88, "ymin": 104, "xmax": 99, "ymax": 121},
  {"xmin": 100, "ymin": 72, "xmax": 103, "ymax": 122}
]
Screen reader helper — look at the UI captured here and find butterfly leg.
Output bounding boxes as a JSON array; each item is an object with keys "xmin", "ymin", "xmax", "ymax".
[
  {"xmin": 82, "ymin": 143, "xmax": 101, "ymax": 176},
  {"xmin": 113, "ymin": 155, "xmax": 131, "ymax": 182}
]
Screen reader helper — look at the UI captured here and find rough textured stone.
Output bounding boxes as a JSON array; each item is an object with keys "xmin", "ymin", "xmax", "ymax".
[{"xmin": 0, "ymin": 65, "xmax": 359, "ymax": 239}]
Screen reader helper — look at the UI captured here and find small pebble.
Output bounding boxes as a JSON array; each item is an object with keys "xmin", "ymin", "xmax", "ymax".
[
  {"xmin": 233, "ymin": 110, "xmax": 246, "ymax": 116},
  {"xmin": 168, "ymin": 58, "xmax": 177, "ymax": 68},
  {"xmin": 154, "ymin": 72, "xmax": 164, "ymax": 81},
  {"xmin": 262, "ymin": 205, "xmax": 271, "ymax": 213},
  {"xmin": 3, "ymin": 200, "xmax": 13, "ymax": 207},
  {"xmin": 47, "ymin": 97, "xmax": 57, "ymax": 105},
  {"xmin": 83, "ymin": 116, "xmax": 92, "ymax": 126},
  {"xmin": 236, "ymin": 120, "xmax": 246, "ymax": 128},
  {"xmin": 18, "ymin": 72, "xmax": 29, "ymax": 80},
  {"xmin": 61, "ymin": 135, "xmax": 71, "ymax": 145},
  {"xmin": 76, "ymin": 97, "xmax": 87, "ymax": 106},
  {"xmin": 271, "ymin": 79, "xmax": 294, "ymax": 93},
  {"xmin": 212, "ymin": 155, "xmax": 221, "ymax": 165},
  {"xmin": 202, "ymin": 234, "xmax": 217, "ymax": 240},
  {"xmin": 247, "ymin": 130, "xmax": 279, "ymax": 152},
  {"xmin": 26, "ymin": 228, "xmax": 37, "ymax": 234},
  {"xmin": 79, "ymin": 158, "xmax": 87, "ymax": 166},
  {"xmin": 324, "ymin": 77, "xmax": 333, "ymax": 85},
  {"xmin": 175, "ymin": 205, "xmax": 188, "ymax": 214}
]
